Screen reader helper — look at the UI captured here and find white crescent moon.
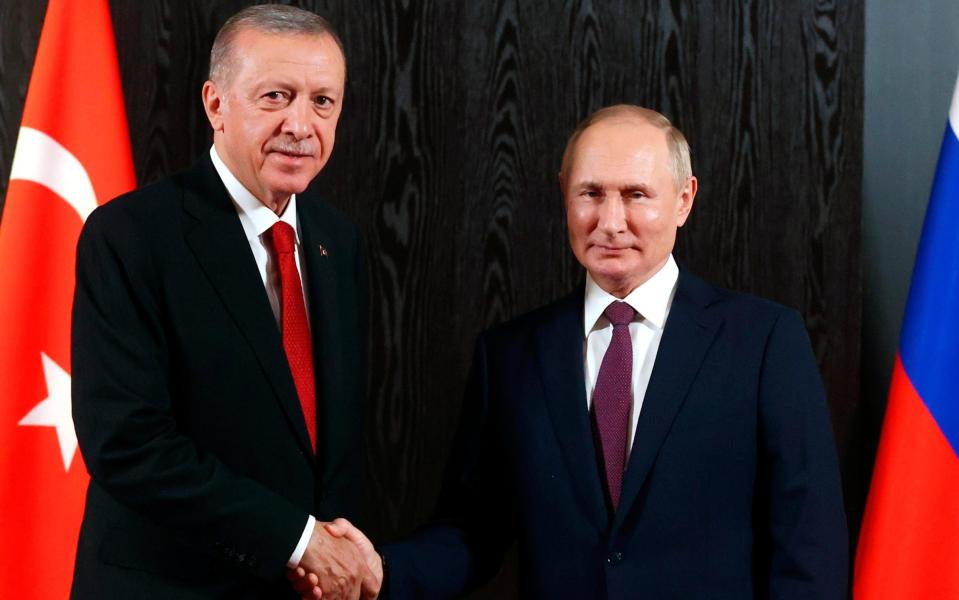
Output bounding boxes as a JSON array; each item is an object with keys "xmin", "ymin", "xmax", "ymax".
[{"xmin": 9, "ymin": 126, "xmax": 99, "ymax": 222}]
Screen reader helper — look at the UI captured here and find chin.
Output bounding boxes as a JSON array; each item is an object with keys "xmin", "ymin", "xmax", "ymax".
[
  {"xmin": 589, "ymin": 260, "xmax": 643, "ymax": 285},
  {"xmin": 267, "ymin": 177, "xmax": 311, "ymax": 196},
  {"xmin": 588, "ymin": 258, "xmax": 632, "ymax": 277}
]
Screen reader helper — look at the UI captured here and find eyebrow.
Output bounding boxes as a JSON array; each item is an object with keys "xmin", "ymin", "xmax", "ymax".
[
  {"xmin": 309, "ymin": 83, "xmax": 341, "ymax": 94},
  {"xmin": 575, "ymin": 180, "xmax": 604, "ymax": 189},
  {"xmin": 574, "ymin": 181, "xmax": 651, "ymax": 193},
  {"xmin": 254, "ymin": 79, "xmax": 340, "ymax": 94}
]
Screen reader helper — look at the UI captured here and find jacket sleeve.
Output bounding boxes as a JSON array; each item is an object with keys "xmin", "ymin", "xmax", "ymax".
[
  {"xmin": 757, "ymin": 308, "xmax": 849, "ymax": 599},
  {"xmin": 71, "ymin": 205, "xmax": 307, "ymax": 579},
  {"xmin": 381, "ymin": 334, "xmax": 515, "ymax": 598}
]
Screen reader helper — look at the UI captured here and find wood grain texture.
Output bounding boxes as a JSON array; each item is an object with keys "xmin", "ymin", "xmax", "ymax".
[
  {"xmin": 0, "ymin": 0, "xmax": 46, "ymax": 210},
  {"xmin": 0, "ymin": 1, "xmax": 864, "ymax": 597},
  {"xmin": 320, "ymin": 0, "xmax": 467, "ymax": 537}
]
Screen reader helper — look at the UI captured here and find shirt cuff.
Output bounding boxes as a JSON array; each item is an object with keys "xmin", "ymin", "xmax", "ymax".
[{"xmin": 287, "ymin": 515, "xmax": 316, "ymax": 568}]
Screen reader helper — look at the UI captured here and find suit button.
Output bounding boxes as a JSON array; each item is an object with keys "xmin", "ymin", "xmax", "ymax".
[{"xmin": 607, "ymin": 552, "xmax": 623, "ymax": 565}]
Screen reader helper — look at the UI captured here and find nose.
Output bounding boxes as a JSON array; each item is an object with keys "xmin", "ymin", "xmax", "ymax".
[
  {"xmin": 597, "ymin": 194, "xmax": 627, "ymax": 234},
  {"xmin": 280, "ymin": 97, "xmax": 313, "ymax": 139}
]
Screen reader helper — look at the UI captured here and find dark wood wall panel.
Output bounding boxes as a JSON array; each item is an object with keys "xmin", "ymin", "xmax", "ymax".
[
  {"xmin": 326, "ymin": 0, "xmax": 468, "ymax": 533},
  {"xmin": 0, "ymin": 1, "xmax": 864, "ymax": 597},
  {"xmin": 0, "ymin": 1, "xmax": 45, "ymax": 207}
]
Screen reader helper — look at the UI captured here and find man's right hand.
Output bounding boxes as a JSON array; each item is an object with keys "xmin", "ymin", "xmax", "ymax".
[
  {"xmin": 289, "ymin": 520, "xmax": 370, "ymax": 600},
  {"xmin": 324, "ymin": 518, "xmax": 382, "ymax": 599}
]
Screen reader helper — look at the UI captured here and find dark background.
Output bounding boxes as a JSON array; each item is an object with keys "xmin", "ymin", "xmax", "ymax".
[{"xmin": 0, "ymin": 1, "xmax": 865, "ymax": 597}]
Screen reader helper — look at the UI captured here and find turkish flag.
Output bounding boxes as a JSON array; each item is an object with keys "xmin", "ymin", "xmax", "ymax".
[{"xmin": 0, "ymin": 0, "xmax": 134, "ymax": 596}]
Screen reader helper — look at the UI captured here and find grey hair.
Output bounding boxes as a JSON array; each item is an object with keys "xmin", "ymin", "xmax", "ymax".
[
  {"xmin": 559, "ymin": 104, "xmax": 692, "ymax": 191},
  {"xmin": 209, "ymin": 4, "xmax": 345, "ymax": 84}
]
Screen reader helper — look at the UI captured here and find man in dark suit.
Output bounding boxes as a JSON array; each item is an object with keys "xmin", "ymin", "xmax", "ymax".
[
  {"xmin": 323, "ymin": 105, "xmax": 847, "ymax": 599},
  {"xmin": 71, "ymin": 5, "xmax": 374, "ymax": 599}
]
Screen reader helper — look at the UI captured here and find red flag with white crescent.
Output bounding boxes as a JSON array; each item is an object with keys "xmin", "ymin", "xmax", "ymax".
[{"xmin": 0, "ymin": 0, "xmax": 135, "ymax": 596}]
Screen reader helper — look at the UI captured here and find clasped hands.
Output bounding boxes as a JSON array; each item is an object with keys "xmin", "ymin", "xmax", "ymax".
[{"xmin": 286, "ymin": 518, "xmax": 382, "ymax": 600}]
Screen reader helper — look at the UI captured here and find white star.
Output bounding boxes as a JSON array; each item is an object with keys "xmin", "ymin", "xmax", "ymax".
[{"xmin": 19, "ymin": 353, "xmax": 78, "ymax": 471}]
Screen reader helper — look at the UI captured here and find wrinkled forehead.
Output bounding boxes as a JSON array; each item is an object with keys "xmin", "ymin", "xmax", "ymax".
[
  {"xmin": 569, "ymin": 120, "xmax": 670, "ymax": 171},
  {"xmin": 228, "ymin": 29, "xmax": 346, "ymax": 82},
  {"xmin": 578, "ymin": 117, "xmax": 668, "ymax": 150}
]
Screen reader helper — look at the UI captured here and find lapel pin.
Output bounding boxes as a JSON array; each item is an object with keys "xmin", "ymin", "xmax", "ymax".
[{"xmin": 318, "ymin": 244, "xmax": 329, "ymax": 257}]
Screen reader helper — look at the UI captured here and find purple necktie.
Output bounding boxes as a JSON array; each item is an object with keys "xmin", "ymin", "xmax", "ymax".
[{"xmin": 591, "ymin": 300, "xmax": 636, "ymax": 510}]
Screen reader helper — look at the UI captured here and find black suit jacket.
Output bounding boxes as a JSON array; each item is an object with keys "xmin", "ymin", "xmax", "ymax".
[
  {"xmin": 383, "ymin": 270, "xmax": 847, "ymax": 599},
  {"xmin": 70, "ymin": 155, "xmax": 368, "ymax": 599}
]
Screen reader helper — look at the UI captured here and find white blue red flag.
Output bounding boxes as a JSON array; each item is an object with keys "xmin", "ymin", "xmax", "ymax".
[{"xmin": 856, "ymin": 71, "xmax": 959, "ymax": 598}]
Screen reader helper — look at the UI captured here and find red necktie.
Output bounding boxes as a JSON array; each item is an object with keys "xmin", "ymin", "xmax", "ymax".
[
  {"xmin": 266, "ymin": 221, "xmax": 317, "ymax": 452},
  {"xmin": 591, "ymin": 301, "xmax": 636, "ymax": 509}
]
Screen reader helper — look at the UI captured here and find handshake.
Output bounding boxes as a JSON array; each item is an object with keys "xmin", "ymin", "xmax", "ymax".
[{"xmin": 286, "ymin": 519, "xmax": 383, "ymax": 600}]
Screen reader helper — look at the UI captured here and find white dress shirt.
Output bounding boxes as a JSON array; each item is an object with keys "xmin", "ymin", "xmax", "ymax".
[
  {"xmin": 583, "ymin": 255, "xmax": 679, "ymax": 455},
  {"xmin": 209, "ymin": 146, "xmax": 315, "ymax": 567}
]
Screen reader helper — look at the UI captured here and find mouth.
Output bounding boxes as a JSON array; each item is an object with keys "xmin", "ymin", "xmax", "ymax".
[
  {"xmin": 267, "ymin": 149, "xmax": 315, "ymax": 166},
  {"xmin": 591, "ymin": 244, "xmax": 632, "ymax": 253},
  {"xmin": 271, "ymin": 148, "xmax": 313, "ymax": 157}
]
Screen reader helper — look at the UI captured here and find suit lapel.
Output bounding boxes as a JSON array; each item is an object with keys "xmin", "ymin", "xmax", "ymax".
[
  {"xmin": 612, "ymin": 270, "xmax": 723, "ymax": 532},
  {"xmin": 536, "ymin": 289, "xmax": 609, "ymax": 529},
  {"xmin": 182, "ymin": 156, "xmax": 315, "ymax": 459},
  {"xmin": 296, "ymin": 200, "xmax": 345, "ymax": 477}
]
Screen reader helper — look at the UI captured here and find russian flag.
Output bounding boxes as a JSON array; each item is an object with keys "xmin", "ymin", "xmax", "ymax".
[{"xmin": 855, "ymin": 72, "xmax": 959, "ymax": 598}]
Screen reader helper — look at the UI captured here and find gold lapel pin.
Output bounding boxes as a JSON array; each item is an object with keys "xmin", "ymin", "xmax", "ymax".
[{"xmin": 318, "ymin": 244, "xmax": 329, "ymax": 257}]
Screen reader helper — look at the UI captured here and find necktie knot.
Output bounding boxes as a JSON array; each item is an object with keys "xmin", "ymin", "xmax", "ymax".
[
  {"xmin": 604, "ymin": 301, "xmax": 635, "ymax": 327},
  {"xmin": 267, "ymin": 221, "xmax": 296, "ymax": 255}
]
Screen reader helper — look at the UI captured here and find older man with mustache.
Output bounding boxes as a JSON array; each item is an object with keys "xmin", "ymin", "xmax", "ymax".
[{"xmin": 70, "ymin": 5, "xmax": 372, "ymax": 599}]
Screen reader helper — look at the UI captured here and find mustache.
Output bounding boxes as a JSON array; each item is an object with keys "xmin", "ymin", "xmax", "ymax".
[{"xmin": 267, "ymin": 140, "xmax": 316, "ymax": 156}]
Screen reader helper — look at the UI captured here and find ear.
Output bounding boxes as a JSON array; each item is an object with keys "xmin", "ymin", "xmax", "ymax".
[
  {"xmin": 202, "ymin": 80, "xmax": 226, "ymax": 132},
  {"xmin": 675, "ymin": 175, "xmax": 698, "ymax": 227}
]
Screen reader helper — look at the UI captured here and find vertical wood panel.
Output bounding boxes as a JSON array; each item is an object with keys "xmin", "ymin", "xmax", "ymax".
[
  {"xmin": 0, "ymin": 0, "xmax": 47, "ymax": 207},
  {"xmin": 323, "ymin": 0, "xmax": 467, "ymax": 536},
  {"xmin": 0, "ymin": 1, "xmax": 864, "ymax": 596}
]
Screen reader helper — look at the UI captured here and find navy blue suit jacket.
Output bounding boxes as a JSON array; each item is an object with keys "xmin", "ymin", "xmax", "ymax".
[{"xmin": 383, "ymin": 269, "xmax": 847, "ymax": 599}]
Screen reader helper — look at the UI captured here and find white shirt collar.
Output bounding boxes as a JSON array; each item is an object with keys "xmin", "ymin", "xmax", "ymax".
[
  {"xmin": 209, "ymin": 145, "xmax": 299, "ymax": 244},
  {"xmin": 583, "ymin": 254, "xmax": 679, "ymax": 337}
]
